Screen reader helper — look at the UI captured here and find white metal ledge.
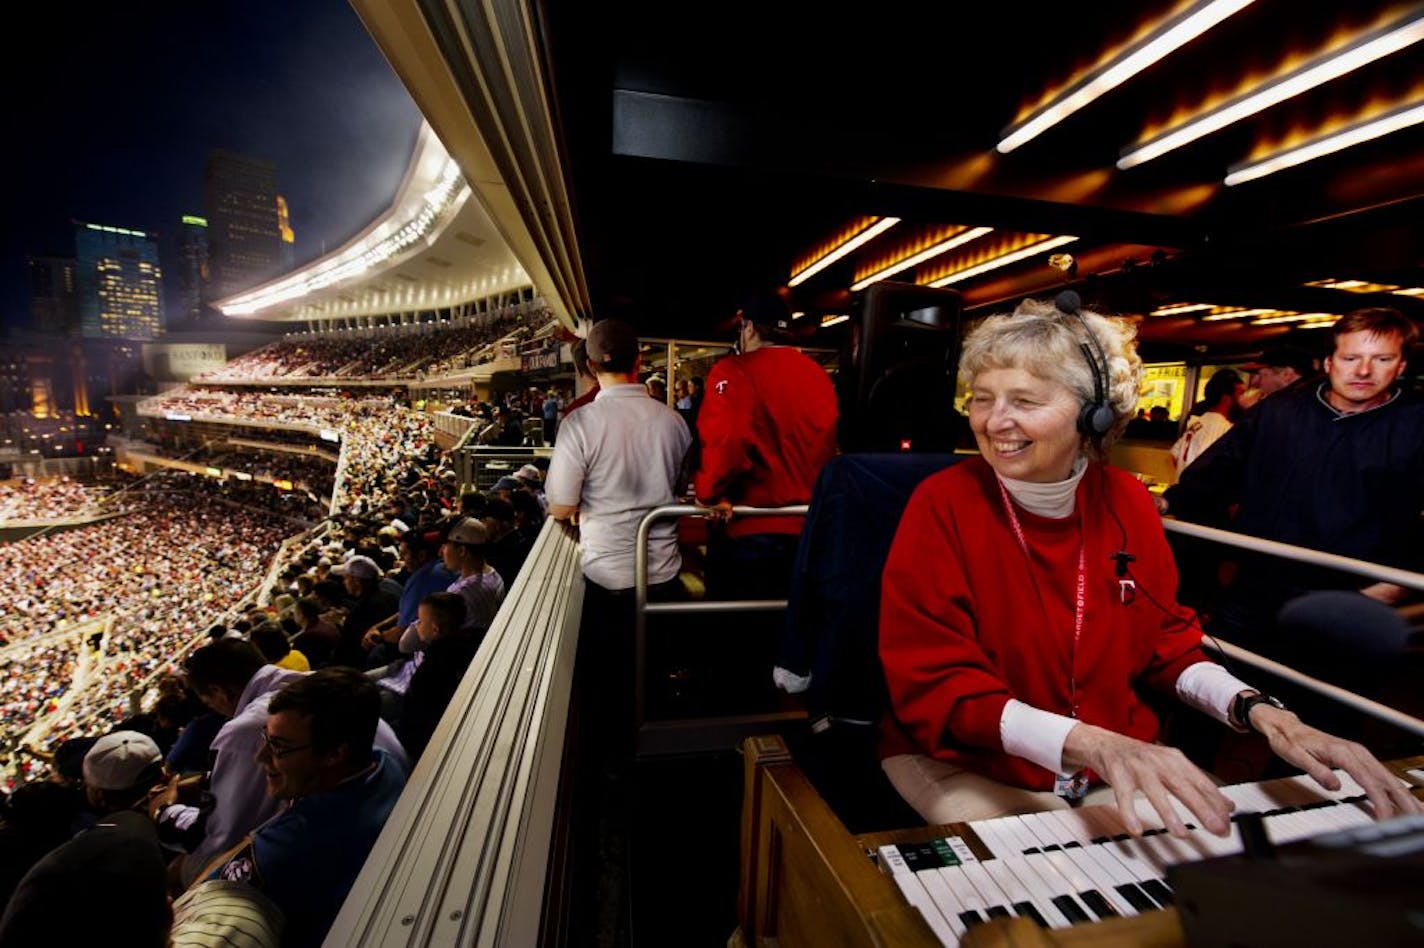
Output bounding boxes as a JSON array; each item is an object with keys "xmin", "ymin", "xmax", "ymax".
[{"xmin": 326, "ymin": 517, "xmax": 583, "ymax": 947}]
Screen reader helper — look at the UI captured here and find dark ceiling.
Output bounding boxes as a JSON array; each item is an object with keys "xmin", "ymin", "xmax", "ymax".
[{"xmin": 540, "ymin": 0, "xmax": 1424, "ymax": 361}]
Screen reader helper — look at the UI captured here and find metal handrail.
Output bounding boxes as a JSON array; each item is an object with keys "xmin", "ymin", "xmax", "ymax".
[
  {"xmin": 632, "ymin": 504, "xmax": 808, "ymax": 749},
  {"xmin": 1162, "ymin": 517, "xmax": 1424, "ymax": 591},
  {"xmin": 1207, "ymin": 636, "xmax": 1424, "ymax": 738},
  {"xmin": 1161, "ymin": 516, "xmax": 1424, "ymax": 733}
]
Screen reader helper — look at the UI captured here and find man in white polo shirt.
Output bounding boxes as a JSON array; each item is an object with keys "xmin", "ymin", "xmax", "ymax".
[
  {"xmin": 545, "ymin": 318, "xmax": 691, "ymax": 754},
  {"xmin": 545, "ymin": 318, "xmax": 691, "ymax": 596}
]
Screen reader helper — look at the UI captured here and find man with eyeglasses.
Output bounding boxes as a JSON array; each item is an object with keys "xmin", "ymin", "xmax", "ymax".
[
  {"xmin": 210, "ymin": 668, "xmax": 407, "ymax": 948},
  {"xmin": 159, "ymin": 639, "xmax": 407, "ymax": 891}
]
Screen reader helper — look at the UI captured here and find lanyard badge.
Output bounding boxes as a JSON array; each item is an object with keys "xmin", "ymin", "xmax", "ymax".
[{"xmin": 1054, "ymin": 770, "xmax": 1091, "ymax": 800}]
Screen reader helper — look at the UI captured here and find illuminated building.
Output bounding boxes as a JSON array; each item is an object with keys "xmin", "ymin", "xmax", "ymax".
[
  {"xmin": 173, "ymin": 214, "xmax": 209, "ymax": 324},
  {"xmin": 205, "ymin": 149, "xmax": 283, "ymax": 299},
  {"xmin": 74, "ymin": 222, "xmax": 164, "ymax": 340}
]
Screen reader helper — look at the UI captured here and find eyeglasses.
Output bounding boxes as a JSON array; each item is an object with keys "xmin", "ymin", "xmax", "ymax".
[{"xmin": 259, "ymin": 731, "xmax": 311, "ymax": 759}]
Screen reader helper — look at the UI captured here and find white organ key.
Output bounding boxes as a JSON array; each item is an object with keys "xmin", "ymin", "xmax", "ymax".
[
  {"xmin": 1223, "ymin": 780, "xmax": 1278, "ymax": 813},
  {"xmin": 1044, "ymin": 847, "xmax": 1137, "ymax": 918},
  {"xmin": 914, "ymin": 866, "xmax": 970, "ymax": 940},
  {"xmin": 985, "ymin": 856, "xmax": 1069, "ymax": 928},
  {"xmin": 959, "ymin": 861, "xmax": 1016, "ymax": 915},
  {"xmin": 996, "ymin": 816, "xmax": 1047, "ymax": 855},
  {"xmin": 878, "ymin": 846, "xmax": 957, "ymax": 946},
  {"xmin": 1004, "ymin": 855, "xmax": 1078, "ymax": 928},
  {"xmin": 1100, "ymin": 835, "xmax": 1172, "ymax": 890},
  {"xmin": 1112, "ymin": 828, "xmax": 1183, "ymax": 873},
  {"xmin": 939, "ymin": 864, "xmax": 991, "ymax": 916},
  {"xmin": 1031, "ymin": 810, "xmax": 1084, "ymax": 849},
  {"xmin": 1326, "ymin": 801, "xmax": 1375, "ymax": 829},
  {"xmin": 969, "ymin": 818, "xmax": 1020, "ymax": 858},
  {"xmin": 1014, "ymin": 812, "xmax": 1066, "ymax": 850},
  {"xmin": 1021, "ymin": 852, "xmax": 1101, "ymax": 924},
  {"xmin": 1055, "ymin": 825, "xmax": 1142, "ymax": 889},
  {"xmin": 1041, "ymin": 806, "xmax": 1103, "ymax": 846}
]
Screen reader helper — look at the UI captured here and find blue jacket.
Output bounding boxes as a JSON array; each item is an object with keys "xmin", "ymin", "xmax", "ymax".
[{"xmin": 1165, "ymin": 382, "xmax": 1424, "ymax": 599}]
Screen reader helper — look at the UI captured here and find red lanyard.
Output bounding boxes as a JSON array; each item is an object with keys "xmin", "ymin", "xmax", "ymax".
[{"xmin": 995, "ymin": 478, "xmax": 1086, "ymax": 719}]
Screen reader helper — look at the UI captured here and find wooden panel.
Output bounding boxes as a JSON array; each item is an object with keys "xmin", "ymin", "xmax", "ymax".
[{"xmin": 738, "ymin": 734, "xmax": 937, "ymax": 948}]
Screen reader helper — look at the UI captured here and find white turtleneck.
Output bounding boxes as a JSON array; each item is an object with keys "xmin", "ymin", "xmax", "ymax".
[{"xmin": 996, "ymin": 456, "xmax": 1088, "ymax": 519}]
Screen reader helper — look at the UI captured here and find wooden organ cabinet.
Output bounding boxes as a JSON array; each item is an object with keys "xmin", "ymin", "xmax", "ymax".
[{"xmin": 734, "ymin": 735, "xmax": 1424, "ymax": 948}]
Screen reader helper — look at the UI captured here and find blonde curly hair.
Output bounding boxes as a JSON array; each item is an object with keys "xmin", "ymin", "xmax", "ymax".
[{"xmin": 959, "ymin": 297, "xmax": 1143, "ymax": 457}]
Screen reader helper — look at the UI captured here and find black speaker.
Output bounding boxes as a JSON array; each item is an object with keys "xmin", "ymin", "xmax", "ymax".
[{"xmin": 837, "ymin": 282, "xmax": 967, "ymax": 453}]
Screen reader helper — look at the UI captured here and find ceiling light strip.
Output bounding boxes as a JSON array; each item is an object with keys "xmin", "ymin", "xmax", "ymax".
[
  {"xmin": 1307, "ymin": 278, "xmax": 1404, "ymax": 293},
  {"xmin": 1151, "ymin": 302, "xmax": 1215, "ymax": 316},
  {"xmin": 820, "ymin": 314, "xmax": 849, "ymax": 327},
  {"xmin": 850, "ymin": 226, "xmax": 994, "ymax": 291},
  {"xmin": 997, "ymin": 0, "xmax": 1256, "ymax": 154},
  {"xmin": 1225, "ymin": 98, "xmax": 1424, "ymax": 185},
  {"xmin": 1251, "ymin": 312, "xmax": 1339, "ymax": 325},
  {"xmin": 923, "ymin": 235, "xmax": 1079, "ymax": 287},
  {"xmin": 1120, "ymin": 9, "xmax": 1424, "ymax": 169},
  {"xmin": 788, "ymin": 217, "xmax": 901, "ymax": 287}
]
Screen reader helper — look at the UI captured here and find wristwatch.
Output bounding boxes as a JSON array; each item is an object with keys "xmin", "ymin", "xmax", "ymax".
[{"xmin": 1231, "ymin": 691, "xmax": 1287, "ymax": 733}]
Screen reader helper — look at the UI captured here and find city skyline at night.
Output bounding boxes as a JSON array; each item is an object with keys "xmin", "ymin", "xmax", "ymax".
[{"xmin": 1, "ymin": 0, "xmax": 422, "ymax": 333}]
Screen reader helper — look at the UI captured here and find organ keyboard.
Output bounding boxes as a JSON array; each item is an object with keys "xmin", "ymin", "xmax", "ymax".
[{"xmin": 734, "ymin": 735, "xmax": 1424, "ymax": 948}]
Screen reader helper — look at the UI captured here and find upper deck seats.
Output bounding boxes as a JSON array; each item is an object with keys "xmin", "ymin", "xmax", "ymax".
[{"xmin": 780, "ymin": 451, "xmax": 964, "ymax": 829}]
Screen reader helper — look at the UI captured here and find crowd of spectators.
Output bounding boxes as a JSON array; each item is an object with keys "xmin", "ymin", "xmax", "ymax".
[
  {"xmin": 0, "ymin": 477, "xmax": 135, "ymax": 522},
  {"xmin": 0, "ymin": 334, "xmax": 566, "ymax": 942},
  {"xmin": 200, "ymin": 304, "xmax": 540, "ymax": 382},
  {"xmin": 0, "ymin": 492, "xmax": 290, "ymax": 783},
  {"xmin": 141, "ymin": 444, "xmax": 339, "ymax": 502},
  {"xmin": 139, "ymin": 388, "xmax": 438, "ymax": 514}
]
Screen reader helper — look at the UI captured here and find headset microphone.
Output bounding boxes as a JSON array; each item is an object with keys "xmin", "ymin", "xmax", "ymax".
[{"xmin": 1055, "ymin": 290, "xmax": 1115, "ymax": 438}]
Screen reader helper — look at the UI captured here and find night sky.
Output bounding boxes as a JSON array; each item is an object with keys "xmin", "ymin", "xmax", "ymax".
[{"xmin": 0, "ymin": 0, "xmax": 422, "ymax": 330}]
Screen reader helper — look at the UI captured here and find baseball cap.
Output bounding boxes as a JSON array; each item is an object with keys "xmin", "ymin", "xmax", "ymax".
[
  {"xmin": 737, "ymin": 290, "xmax": 793, "ymax": 331},
  {"xmin": 492, "ymin": 476, "xmax": 523, "ymax": 493},
  {"xmin": 82, "ymin": 731, "xmax": 163, "ymax": 791},
  {"xmin": 332, "ymin": 555, "xmax": 380, "ymax": 581},
  {"xmin": 447, "ymin": 517, "xmax": 489, "ymax": 546},
  {"xmin": 585, "ymin": 319, "xmax": 639, "ymax": 367}
]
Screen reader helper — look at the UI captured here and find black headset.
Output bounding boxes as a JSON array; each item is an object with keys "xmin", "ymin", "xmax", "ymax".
[{"xmin": 1055, "ymin": 290, "xmax": 1116, "ymax": 437}]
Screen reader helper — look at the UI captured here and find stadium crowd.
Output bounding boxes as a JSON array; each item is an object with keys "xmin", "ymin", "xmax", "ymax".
[
  {"xmin": 0, "ymin": 493, "xmax": 291, "ymax": 768},
  {"xmin": 0, "ymin": 373, "xmax": 556, "ymax": 943},
  {"xmin": 0, "ymin": 477, "xmax": 133, "ymax": 521},
  {"xmin": 200, "ymin": 304, "xmax": 536, "ymax": 382}
]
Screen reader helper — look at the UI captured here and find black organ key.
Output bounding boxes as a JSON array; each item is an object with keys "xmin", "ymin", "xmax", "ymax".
[
  {"xmin": 1078, "ymin": 889, "xmax": 1120, "ymax": 919},
  {"xmin": 1051, "ymin": 894, "xmax": 1093, "ymax": 924},
  {"xmin": 1115, "ymin": 882, "xmax": 1160, "ymax": 913},
  {"xmin": 1139, "ymin": 878, "xmax": 1175, "ymax": 906},
  {"xmin": 1013, "ymin": 901, "xmax": 1050, "ymax": 928}
]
